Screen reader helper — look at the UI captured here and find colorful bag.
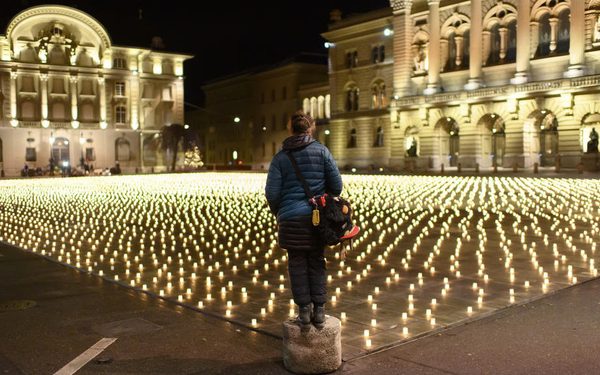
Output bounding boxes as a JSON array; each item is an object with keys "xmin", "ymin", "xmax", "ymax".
[{"xmin": 285, "ymin": 151, "xmax": 360, "ymax": 247}]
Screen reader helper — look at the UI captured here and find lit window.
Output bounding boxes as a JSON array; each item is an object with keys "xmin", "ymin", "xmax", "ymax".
[
  {"xmin": 115, "ymin": 82, "xmax": 125, "ymax": 96},
  {"xmin": 115, "ymin": 106, "xmax": 127, "ymax": 124},
  {"xmin": 113, "ymin": 57, "xmax": 127, "ymax": 69}
]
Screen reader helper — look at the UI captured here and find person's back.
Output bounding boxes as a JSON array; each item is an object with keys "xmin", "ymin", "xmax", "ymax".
[
  {"xmin": 266, "ymin": 138, "xmax": 342, "ymax": 222},
  {"xmin": 265, "ymin": 111, "xmax": 342, "ymax": 328}
]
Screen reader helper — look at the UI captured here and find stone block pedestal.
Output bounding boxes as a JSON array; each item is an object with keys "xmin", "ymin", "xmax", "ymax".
[
  {"xmin": 282, "ymin": 315, "xmax": 342, "ymax": 374},
  {"xmin": 581, "ymin": 154, "xmax": 600, "ymax": 172}
]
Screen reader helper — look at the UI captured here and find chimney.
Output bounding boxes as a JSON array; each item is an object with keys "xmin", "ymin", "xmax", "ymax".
[{"xmin": 330, "ymin": 9, "xmax": 342, "ymax": 23}]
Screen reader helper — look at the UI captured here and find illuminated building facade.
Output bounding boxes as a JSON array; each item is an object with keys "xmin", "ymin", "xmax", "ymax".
[
  {"xmin": 324, "ymin": 0, "xmax": 600, "ymax": 171},
  {"xmin": 0, "ymin": 5, "xmax": 192, "ymax": 176}
]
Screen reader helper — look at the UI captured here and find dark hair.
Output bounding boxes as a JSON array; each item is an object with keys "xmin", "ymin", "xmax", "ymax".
[{"xmin": 290, "ymin": 110, "xmax": 315, "ymax": 134}]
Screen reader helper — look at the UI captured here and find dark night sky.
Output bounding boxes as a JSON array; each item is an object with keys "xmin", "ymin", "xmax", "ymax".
[{"xmin": 1, "ymin": 0, "xmax": 389, "ymax": 107}]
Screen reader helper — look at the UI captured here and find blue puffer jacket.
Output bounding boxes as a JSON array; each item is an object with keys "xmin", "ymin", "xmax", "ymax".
[{"xmin": 265, "ymin": 134, "xmax": 343, "ymax": 222}]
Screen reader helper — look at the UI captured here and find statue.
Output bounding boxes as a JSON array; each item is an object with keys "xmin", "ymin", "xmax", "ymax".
[
  {"xmin": 38, "ymin": 39, "xmax": 48, "ymax": 62},
  {"xmin": 587, "ymin": 127, "xmax": 599, "ymax": 153},
  {"xmin": 69, "ymin": 39, "xmax": 78, "ymax": 65},
  {"xmin": 407, "ymin": 138, "xmax": 418, "ymax": 157},
  {"xmin": 413, "ymin": 44, "xmax": 427, "ymax": 72}
]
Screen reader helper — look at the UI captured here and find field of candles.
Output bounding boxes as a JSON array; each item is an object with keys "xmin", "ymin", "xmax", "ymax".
[{"xmin": 0, "ymin": 173, "xmax": 598, "ymax": 357}]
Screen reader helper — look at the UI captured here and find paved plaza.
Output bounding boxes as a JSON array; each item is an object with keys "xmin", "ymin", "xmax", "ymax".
[{"xmin": 0, "ymin": 173, "xmax": 599, "ymax": 362}]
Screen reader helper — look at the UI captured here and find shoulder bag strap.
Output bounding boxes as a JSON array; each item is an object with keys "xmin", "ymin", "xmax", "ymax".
[{"xmin": 285, "ymin": 151, "xmax": 314, "ymax": 199}]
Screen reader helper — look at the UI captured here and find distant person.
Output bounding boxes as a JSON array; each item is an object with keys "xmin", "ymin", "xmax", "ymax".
[
  {"xmin": 265, "ymin": 111, "xmax": 342, "ymax": 328},
  {"xmin": 110, "ymin": 162, "xmax": 122, "ymax": 175}
]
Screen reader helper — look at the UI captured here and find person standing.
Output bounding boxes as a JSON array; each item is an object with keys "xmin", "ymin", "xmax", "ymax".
[{"xmin": 265, "ymin": 111, "xmax": 342, "ymax": 328}]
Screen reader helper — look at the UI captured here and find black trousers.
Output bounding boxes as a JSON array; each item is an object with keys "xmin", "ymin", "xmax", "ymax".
[
  {"xmin": 279, "ymin": 216, "xmax": 327, "ymax": 306},
  {"xmin": 287, "ymin": 247, "xmax": 327, "ymax": 306}
]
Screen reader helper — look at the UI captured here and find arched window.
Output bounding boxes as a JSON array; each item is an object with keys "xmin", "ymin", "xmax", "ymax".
[
  {"xmin": 483, "ymin": 2, "xmax": 517, "ymax": 64},
  {"xmin": 325, "ymin": 95, "xmax": 331, "ymax": 119},
  {"xmin": 506, "ymin": 21, "xmax": 517, "ymax": 62},
  {"xmin": 537, "ymin": 13, "xmax": 552, "ymax": 57},
  {"xmin": 303, "ymin": 98, "xmax": 310, "ymax": 114},
  {"xmin": 115, "ymin": 137, "xmax": 131, "ymax": 161},
  {"xmin": 348, "ymin": 128, "xmax": 357, "ymax": 148},
  {"xmin": 310, "ymin": 97, "xmax": 317, "ymax": 117},
  {"xmin": 371, "ymin": 45, "xmax": 385, "ymax": 63},
  {"xmin": 461, "ymin": 30, "xmax": 470, "ymax": 68},
  {"xmin": 371, "ymin": 46, "xmax": 379, "ymax": 64},
  {"xmin": 370, "ymin": 81, "xmax": 387, "ymax": 109},
  {"xmin": 371, "ymin": 86, "xmax": 379, "ymax": 109},
  {"xmin": 581, "ymin": 113, "xmax": 600, "ymax": 153},
  {"xmin": 446, "ymin": 32, "xmax": 457, "ymax": 71},
  {"xmin": 374, "ymin": 126, "xmax": 384, "ymax": 147},
  {"xmin": 317, "ymin": 96, "xmax": 325, "ymax": 119},
  {"xmin": 556, "ymin": 9, "xmax": 570, "ymax": 54},
  {"xmin": 51, "ymin": 137, "xmax": 70, "ymax": 165},
  {"xmin": 115, "ymin": 106, "xmax": 127, "ymax": 124},
  {"xmin": 488, "ymin": 24, "xmax": 501, "ymax": 65},
  {"xmin": 405, "ymin": 127, "xmax": 419, "ymax": 157},
  {"xmin": 345, "ymin": 86, "xmax": 359, "ymax": 112}
]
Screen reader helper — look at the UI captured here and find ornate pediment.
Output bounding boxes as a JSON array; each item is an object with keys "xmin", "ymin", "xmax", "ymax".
[{"xmin": 35, "ymin": 23, "xmax": 77, "ymax": 64}]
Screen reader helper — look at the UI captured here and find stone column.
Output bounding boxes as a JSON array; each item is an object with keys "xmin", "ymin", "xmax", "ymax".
[
  {"xmin": 40, "ymin": 73, "xmax": 49, "ymax": 127},
  {"xmin": 512, "ymin": 0, "xmax": 530, "ymax": 84},
  {"xmin": 465, "ymin": 0, "xmax": 483, "ymax": 90},
  {"xmin": 130, "ymin": 76, "xmax": 139, "ymax": 130},
  {"xmin": 455, "ymin": 35, "xmax": 464, "ymax": 67},
  {"xmin": 565, "ymin": 0, "xmax": 585, "ymax": 77},
  {"xmin": 70, "ymin": 76, "xmax": 79, "ymax": 128},
  {"xmin": 482, "ymin": 31, "xmax": 491, "ymax": 65},
  {"xmin": 499, "ymin": 27, "xmax": 508, "ymax": 60},
  {"xmin": 424, "ymin": 0, "xmax": 441, "ymax": 95},
  {"xmin": 140, "ymin": 132, "xmax": 145, "ymax": 170},
  {"xmin": 10, "ymin": 71, "xmax": 18, "ymax": 127},
  {"xmin": 98, "ymin": 76, "xmax": 107, "ymax": 129},
  {"xmin": 549, "ymin": 17, "xmax": 558, "ymax": 53},
  {"xmin": 390, "ymin": 0, "xmax": 414, "ymax": 98}
]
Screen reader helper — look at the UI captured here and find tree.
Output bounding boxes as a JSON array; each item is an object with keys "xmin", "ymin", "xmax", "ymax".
[
  {"xmin": 161, "ymin": 123, "xmax": 185, "ymax": 171},
  {"xmin": 161, "ymin": 123, "xmax": 201, "ymax": 172}
]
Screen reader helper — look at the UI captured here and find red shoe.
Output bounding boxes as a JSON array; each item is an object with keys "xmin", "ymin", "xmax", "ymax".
[{"xmin": 340, "ymin": 225, "xmax": 360, "ymax": 240}]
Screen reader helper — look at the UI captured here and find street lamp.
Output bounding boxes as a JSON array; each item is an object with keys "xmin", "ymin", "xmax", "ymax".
[{"xmin": 234, "ymin": 117, "xmax": 241, "ymax": 123}]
